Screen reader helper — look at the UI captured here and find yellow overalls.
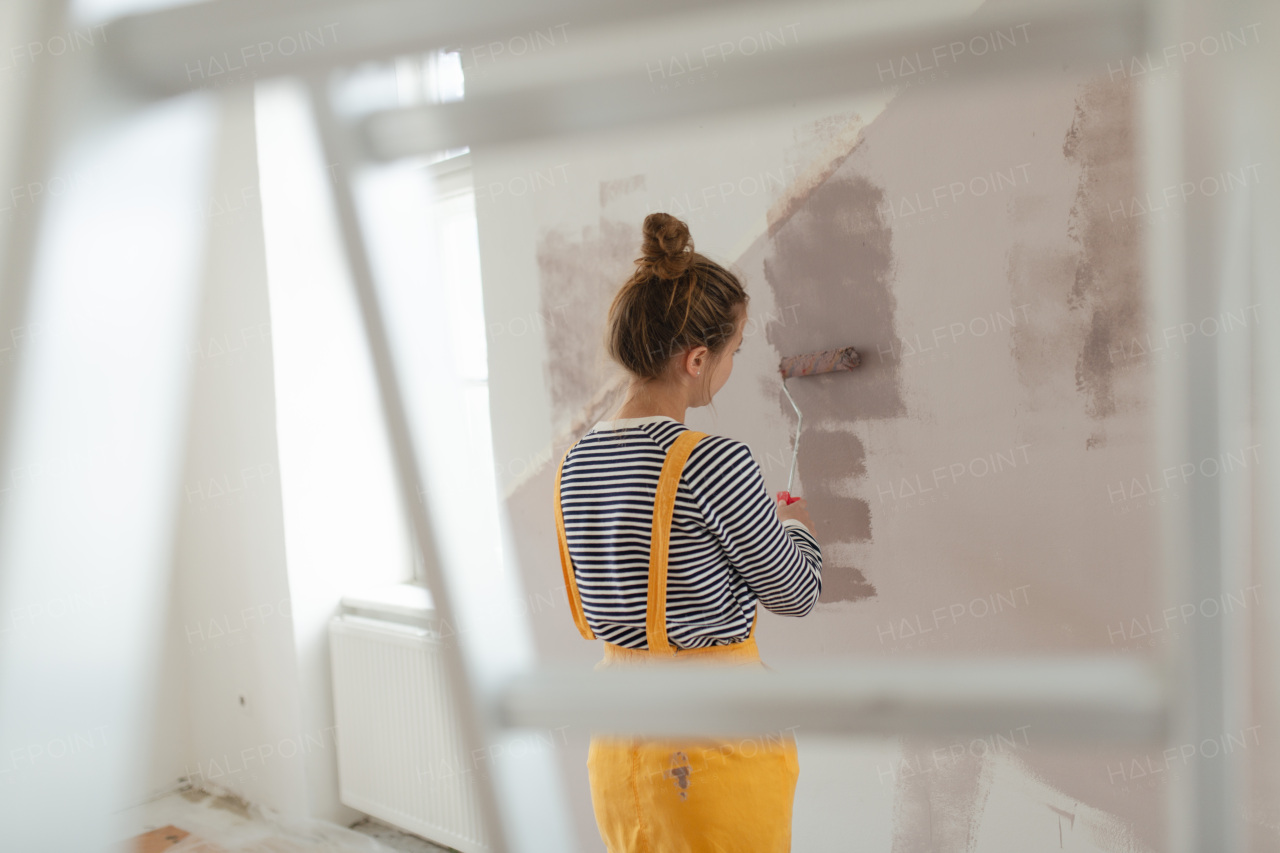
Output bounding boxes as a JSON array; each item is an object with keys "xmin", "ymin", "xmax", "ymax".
[{"xmin": 555, "ymin": 429, "xmax": 800, "ymax": 852}]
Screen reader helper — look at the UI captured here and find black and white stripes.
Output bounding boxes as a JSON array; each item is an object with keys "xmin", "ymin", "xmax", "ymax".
[{"xmin": 559, "ymin": 414, "xmax": 823, "ymax": 650}]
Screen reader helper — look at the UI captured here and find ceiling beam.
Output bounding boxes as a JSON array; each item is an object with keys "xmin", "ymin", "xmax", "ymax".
[
  {"xmin": 359, "ymin": 0, "xmax": 1144, "ymax": 158},
  {"xmin": 99, "ymin": 0, "xmax": 761, "ymax": 99}
]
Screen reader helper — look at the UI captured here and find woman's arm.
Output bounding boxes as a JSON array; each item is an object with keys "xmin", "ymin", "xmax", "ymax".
[{"xmin": 684, "ymin": 436, "xmax": 823, "ymax": 615}]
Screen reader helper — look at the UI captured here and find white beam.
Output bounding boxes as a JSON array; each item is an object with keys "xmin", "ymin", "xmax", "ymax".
[
  {"xmin": 360, "ymin": 0, "xmax": 1145, "ymax": 159},
  {"xmin": 1150, "ymin": 0, "xmax": 1254, "ymax": 849},
  {"xmin": 302, "ymin": 74, "xmax": 515, "ymax": 853},
  {"xmin": 303, "ymin": 73, "xmax": 579, "ymax": 853},
  {"xmin": 0, "ymin": 0, "xmax": 71, "ymax": 503},
  {"xmin": 0, "ymin": 77, "xmax": 217, "ymax": 853},
  {"xmin": 99, "ymin": 0, "xmax": 757, "ymax": 99},
  {"xmin": 500, "ymin": 657, "xmax": 1168, "ymax": 744}
]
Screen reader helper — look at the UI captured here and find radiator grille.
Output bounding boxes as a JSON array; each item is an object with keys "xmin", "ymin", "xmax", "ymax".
[{"xmin": 329, "ymin": 615, "xmax": 491, "ymax": 852}]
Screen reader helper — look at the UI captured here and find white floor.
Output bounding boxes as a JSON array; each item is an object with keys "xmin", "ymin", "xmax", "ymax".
[
  {"xmin": 113, "ymin": 751, "xmax": 1149, "ymax": 853},
  {"xmin": 114, "ymin": 787, "xmax": 455, "ymax": 852}
]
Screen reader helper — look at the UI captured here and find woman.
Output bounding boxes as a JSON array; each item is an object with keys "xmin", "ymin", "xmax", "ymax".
[{"xmin": 553, "ymin": 212, "xmax": 823, "ymax": 851}]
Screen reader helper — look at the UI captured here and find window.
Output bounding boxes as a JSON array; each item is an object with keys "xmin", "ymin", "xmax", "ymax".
[{"xmin": 394, "ymin": 51, "xmax": 501, "ymax": 581}]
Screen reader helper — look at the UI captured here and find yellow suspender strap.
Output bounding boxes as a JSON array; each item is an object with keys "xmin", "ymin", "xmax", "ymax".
[
  {"xmin": 556, "ymin": 429, "xmax": 709, "ymax": 648},
  {"xmin": 646, "ymin": 430, "xmax": 708, "ymax": 654},
  {"xmin": 555, "ymin": 442, "xmax": 596, "ymax": 640}
]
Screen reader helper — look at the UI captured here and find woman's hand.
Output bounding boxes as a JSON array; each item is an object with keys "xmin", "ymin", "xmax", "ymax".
[{"xmin": 776, "ymin": 495, "xmax": 814, "ymax": 533}]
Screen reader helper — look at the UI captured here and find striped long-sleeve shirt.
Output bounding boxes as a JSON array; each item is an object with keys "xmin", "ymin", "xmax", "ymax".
[{"xmin": 559, "ymin": 414, "xmax": 822, "ymax": 650}]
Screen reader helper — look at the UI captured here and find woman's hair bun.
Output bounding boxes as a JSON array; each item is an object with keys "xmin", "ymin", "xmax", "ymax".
[{"xmin": 637, "ymin": 212, "xmax": 694, "ymax": 280}]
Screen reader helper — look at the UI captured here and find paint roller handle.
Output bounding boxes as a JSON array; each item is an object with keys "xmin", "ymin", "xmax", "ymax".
[{"xmin": 775, "ymin": 492, "xmax": 814, "ymax": 534}]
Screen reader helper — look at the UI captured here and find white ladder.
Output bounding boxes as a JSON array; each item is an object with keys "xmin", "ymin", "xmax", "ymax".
[{"xmin": 0, "ymin": 1, "xmax": 1259, "ymax": 851}]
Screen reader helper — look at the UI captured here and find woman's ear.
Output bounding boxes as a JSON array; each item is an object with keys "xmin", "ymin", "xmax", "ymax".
[{"xmin": 686, "ymin": 345, "xmax": 709, "ymax": 376}]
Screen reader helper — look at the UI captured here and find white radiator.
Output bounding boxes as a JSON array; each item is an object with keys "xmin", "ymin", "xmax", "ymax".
[{"xmin": 330, "ymin": 591, "xmax": 492, "ymax": 853}]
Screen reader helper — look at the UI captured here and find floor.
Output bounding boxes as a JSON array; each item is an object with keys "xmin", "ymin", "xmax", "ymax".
[
  {"xmin": 115, "ymin": 752, "xmax": 1149, "ymax": 852},
  {"xmin": 117, "ymin": 787, "xmax": 456, "ymax": 853},
  {"xmin": 348, "ymin": 818, "xmax": 456, "ymax": 853}
]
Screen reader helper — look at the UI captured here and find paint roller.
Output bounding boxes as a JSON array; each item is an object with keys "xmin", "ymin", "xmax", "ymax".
[{"xmin": 775, "ymin": 346, "xmax": 861, "ymax": 505}]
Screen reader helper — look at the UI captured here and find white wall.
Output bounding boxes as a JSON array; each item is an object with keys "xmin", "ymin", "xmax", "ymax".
[
  {"xmin": 255, "ymin": 76, "xmax": 413, "ymax": 823},
  {"xmin": 163, "ymin": 83, "xmax": 307, "ymax": 816},
  {"xmin": 471, "ymin": 15, "xmax": 1277, "ymax": 853},
  {"xmin": 151, "ymin": 78, "xmax": 412, "ymax": 826}
]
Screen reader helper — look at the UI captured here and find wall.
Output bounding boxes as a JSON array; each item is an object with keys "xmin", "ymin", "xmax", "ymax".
[
  {"xmin": 472, "ymin": 9, "xmax": 1275, "ymax": 852},
  {"xmin": 152, "ymin": 78, "xmax": 412, "ymax": 825},
  {"xmin": 255, "ymin": 76, "xmax": 414, "ymax": 823},
  {"xmin": 163, "ymin": 83, "xmax": 308, "ymax": 816}
]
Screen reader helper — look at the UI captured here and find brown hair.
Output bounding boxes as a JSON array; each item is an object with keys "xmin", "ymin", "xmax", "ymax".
[{"xmin": 606, "ymin": 213, "xmax": 748, "ymax": 388}]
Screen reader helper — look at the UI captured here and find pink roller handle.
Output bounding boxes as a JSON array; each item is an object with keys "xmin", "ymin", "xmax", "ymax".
[{"xmin": 776, "ymin": 490, "xmax": 801, "ymax": 505}]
